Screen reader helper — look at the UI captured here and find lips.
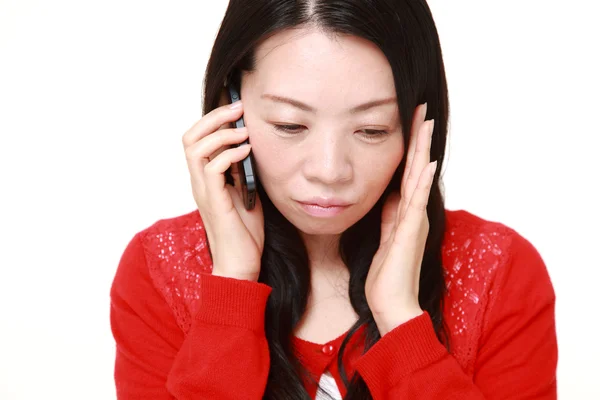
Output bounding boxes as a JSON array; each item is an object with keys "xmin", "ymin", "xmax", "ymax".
[
  {"xmin": 295, "ymin": 197, "xmax": 353, "ymax": 218},
  {"xmin": 297, "ymin": 202, "xmax": 350, "ymax": 218},
  {"xmin": 297, "ymin": 197, "xmax": 352, "ymax": 207}
]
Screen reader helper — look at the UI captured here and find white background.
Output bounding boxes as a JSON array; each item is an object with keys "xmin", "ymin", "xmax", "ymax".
[{"xmin": 1, "ymin": 0, "xmax": 598, "ymax": 399}]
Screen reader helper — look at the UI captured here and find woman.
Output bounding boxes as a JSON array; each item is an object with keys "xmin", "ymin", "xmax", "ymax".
[{"xmin": 109, "ymin": 0, "xmax": 557, "ymax": 399}]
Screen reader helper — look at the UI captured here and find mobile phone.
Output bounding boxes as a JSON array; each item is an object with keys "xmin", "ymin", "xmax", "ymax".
[{"xmin": 226, "ymin": 82, "xmax": 257, "ymax": 210}]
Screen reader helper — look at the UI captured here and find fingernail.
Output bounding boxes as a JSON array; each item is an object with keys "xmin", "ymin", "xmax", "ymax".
[
  {"xmin": 430, "ymin": 160, "xmax": 438, "ymax": 175},
  {"xmin": 429, "ymin": 119, "xmax": 435, "ymax": 135},
  {"xmin": 423, "ymin": 102, "xmax": 428, "ymax": 119},
  {"xmin": 229, "ymin": 100, "xmax": 242, "ymax": 109}
]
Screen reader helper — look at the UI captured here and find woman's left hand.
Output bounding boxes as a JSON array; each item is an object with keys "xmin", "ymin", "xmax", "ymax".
[{"xmin": 365, "ymin": 103, "xmax": 437, "ymax": 337}]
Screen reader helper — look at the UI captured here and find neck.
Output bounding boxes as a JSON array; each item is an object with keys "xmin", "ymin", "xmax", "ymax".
[
  {"xmin": 300, "ymin": 232, "xmax": 342, "ymax": 266},
  {"xmin": 299, "ymin": 232, "xmax": 349, "ymax": 295}
]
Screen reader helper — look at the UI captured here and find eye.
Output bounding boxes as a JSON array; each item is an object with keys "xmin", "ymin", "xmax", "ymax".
[
  {"xmin": 359, "ymin": 129, "xmax": 389, "ymax": 140},
  {"xmin": 273, "ymin": 124, "xmax": 305, "ymax": 134},
  {"xmin": 273, "ymin": 125, "xmax": 390, "ymax": 140}
]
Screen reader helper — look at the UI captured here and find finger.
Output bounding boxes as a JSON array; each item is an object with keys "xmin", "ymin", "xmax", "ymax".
[
  {"xmin": 198, "ymin": 127, "xmax": 248, "ymax": 164},
  {"xmin": 230, "ymin": 158, "xmax": 242, "ymax": 188},
  {"xmin": 394, "ymin": 160, "xmax": 436, "ymax": 245},
  {"xmin": 182, "ymin": 101, "xmax": 244, "ymax": 148},
  {"xmin": 229, "ymin": 144, "xmax": 249, "ymax": 191},
  {"xmin": 399, "ymin": 119, "xmax": 434, "ymax": 220},
  {"xmin": 380, "ymin": 192, "xmax": 401, "ymax": 247},
  {"xmin": 401, "ymin": 103, "xmax": 428, "ymax": 194},
  {"xmin": 185, "ymin": 127, "xmax": 249, "ymax": 183},
  {"xmin": 204, "ymin": 144, "xmax": 253, "ymax": 206}
]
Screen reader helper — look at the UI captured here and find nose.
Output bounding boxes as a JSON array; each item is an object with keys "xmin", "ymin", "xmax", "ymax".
[{"xmin": 302, "ymin": 131, "xmax": 352, "ymax": 185}]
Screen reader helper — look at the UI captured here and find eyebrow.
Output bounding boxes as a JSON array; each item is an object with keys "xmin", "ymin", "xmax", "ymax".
[{"xmin": 261, "ymin": 93, "xmax": 397, "ymax": 114}]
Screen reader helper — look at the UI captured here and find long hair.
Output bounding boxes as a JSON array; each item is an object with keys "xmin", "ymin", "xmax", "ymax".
[{"xmin": 202, "ymin": 1, "xmax": 450, "ymax": 398}]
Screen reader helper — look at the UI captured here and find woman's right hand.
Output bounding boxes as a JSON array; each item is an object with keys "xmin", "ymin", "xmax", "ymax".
[{"xmin": 182, "ymin": 89, "xmax": 264, "ymax": 282}]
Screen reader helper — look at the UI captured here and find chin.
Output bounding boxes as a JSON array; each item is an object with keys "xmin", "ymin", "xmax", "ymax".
[
  {"xmin": 295, "ymin": 222, "xmax": 348, "ymax": 236},
  {"xmin": 288, "ymin": 209, "xmax": 366, "ymax": 236}
]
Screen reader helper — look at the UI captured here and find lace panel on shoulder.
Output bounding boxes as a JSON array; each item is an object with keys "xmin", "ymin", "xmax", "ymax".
[
  {"xmin": 441, "ymin": 216, "xmax": 513, "ymax": 374},
  {"xmin": 141, "ymin": 212, "xmax": 213, "ymax": 333}
]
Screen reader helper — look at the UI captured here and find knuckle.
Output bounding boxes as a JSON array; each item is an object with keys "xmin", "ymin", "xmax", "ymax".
[
  {"xmin": 217, "ymin": 106, "xmax": 237, "ymax": 123},
  {"xmin": 182, "ymin": 132, "xmax": 191, "ymax": 147},
  {"xmin": 410, "ymin": 199, "xmax": 427, "ymax": 212},
  {"xmin": 204, "ymin": 162, "xmax": 216, "ymax": 174},
  {"xmin": 184, "ymin": 146, "xmax": 193, "ymax": 160},
  {"xmin": 204, "ymin": 155, "xmax": 226, "ymax": 175},
  {"xmin": 207, "ymin": 106, "xmax": 224, "ymax": 120},
  {"xmin": 205, "ymin": 130, "xmax": 236, "ymax": 152},
  {"xmin": 213, "ymin": 130, "xmax": 229, "ymax": 144},
  {"xmin": 184, "ymin": 146, "xmax": 198, "ymax": 161}
]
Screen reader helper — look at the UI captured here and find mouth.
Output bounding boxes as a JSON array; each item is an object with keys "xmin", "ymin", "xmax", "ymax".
[
  {"xmin": 296, "ymin": 200, "xmax": 352, "ymax": 218},
  {"xmin": 297, "ymin": 197, "xmax": 352, "ymax": 208}
]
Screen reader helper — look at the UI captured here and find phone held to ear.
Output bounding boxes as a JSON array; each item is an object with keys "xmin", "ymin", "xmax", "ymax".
[{"xmin": 227, "ymin": 83, "xmax": 258, "ymax": 210}]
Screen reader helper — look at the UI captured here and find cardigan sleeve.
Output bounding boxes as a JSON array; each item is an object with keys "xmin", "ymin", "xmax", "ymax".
[
  {"xmin": 110, "ymin": 232, "xmax": 272, "ymax": 400},
  {"xmin": 353, "ymin": 231, "xmax": 558, "ymax": 399}
]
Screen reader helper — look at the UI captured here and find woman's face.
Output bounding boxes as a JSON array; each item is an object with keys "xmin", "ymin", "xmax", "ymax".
[{"xmin": 240, "ymin": 27, "xmax": 405, "ymax": 236}]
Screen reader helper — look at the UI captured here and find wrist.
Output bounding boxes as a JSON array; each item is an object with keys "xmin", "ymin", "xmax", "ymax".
[
  {"xmin": 374, "ymin": 307, "xmax": 424, "ymax": 336},
  {"xmin": 212, "ymin": 269, "xmax": 260, "ymax": 282},
  {"xmin": 196, "ymin": 273, "xmax": 271, "ymax": 333}
]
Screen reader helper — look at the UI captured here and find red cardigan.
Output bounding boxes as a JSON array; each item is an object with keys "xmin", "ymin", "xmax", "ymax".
[{"xmin": 110, "ymin": 209, "xmax": 557, "ymax": 399}]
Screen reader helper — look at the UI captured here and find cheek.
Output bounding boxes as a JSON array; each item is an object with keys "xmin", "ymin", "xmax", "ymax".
[
  {"xmin": 361, "ymin": 141, "xmax": 405, "ymax": 190},
  {"xmin": 248, "ymin": 130, "xmax": 292, "ymax": 184}
]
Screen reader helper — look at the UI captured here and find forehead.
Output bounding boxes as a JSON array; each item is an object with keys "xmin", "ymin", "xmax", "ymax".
[{"xmin": 250, "ymin": 27, "xmax": 396, "ymax": 104}]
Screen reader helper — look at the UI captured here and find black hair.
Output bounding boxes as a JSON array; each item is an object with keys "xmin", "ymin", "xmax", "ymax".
[{"xmin": 202, "ymin": 1, "xmax": 450, "ymax": 398}]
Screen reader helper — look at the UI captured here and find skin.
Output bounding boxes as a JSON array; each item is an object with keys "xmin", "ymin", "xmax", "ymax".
[
  {"xmin": 241, "ymin": 28, "xmax": 404, "ymax": 265},
  {"xmin": 241, "ymin": 27, "xmax": 433, "ymax": 340},
  {"xmin": 238, "ymin": 28, "xmax": 408, "ymax": 341},
  {"xmin": 186, "ymin": 26, "xmax": 436, "ymax": 343}
]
